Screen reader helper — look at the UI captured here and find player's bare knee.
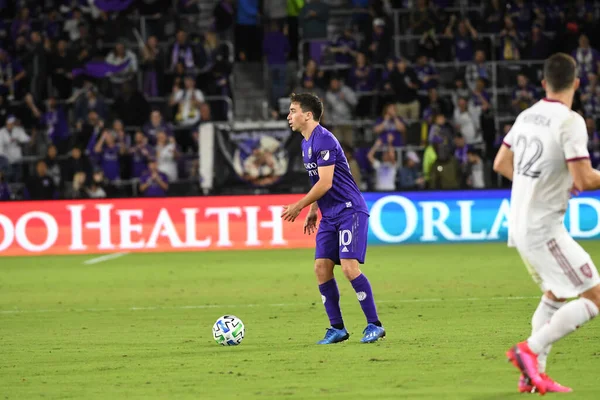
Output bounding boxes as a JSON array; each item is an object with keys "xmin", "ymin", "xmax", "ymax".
[
  {"xmin": 340, "ymin": 260, "xmax": 361, "ymax": 281},
  {"xmin": 580, "ymin": 284, "xmax": 600, "ymax": 310},
  {"xmin": 314, "ymin": 259, "xmax": 334, "ymax": 283}
]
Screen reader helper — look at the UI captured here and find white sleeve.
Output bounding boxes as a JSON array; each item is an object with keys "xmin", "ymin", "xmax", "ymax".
[
  {"xmin": 194, "ymin": 89, "xmax": 205, "ymax": 102},
  {"xmin": 16, "ymin": 128, "xmax": 30, "ymax": 143},
  {"xmin": 560, "ymin": 114, "xmax": 590, "ymax": 162},
  {"xmin": 173, "ymin": 90, "xmax": 184, "ymax": 103},
  {"xmin": 371, "ymin": 159, "xmax": 381, "ymax": 169}
]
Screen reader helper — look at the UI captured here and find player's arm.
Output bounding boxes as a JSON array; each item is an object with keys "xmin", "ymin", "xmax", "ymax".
[
  {"xmin": 296, "ymin": 165, "xmax": 334, "ymax": 210},
  {"xmin": 493, "ymin": 143, "xmax": 514, "ymax": 181},
  {"xmin": 562, "ymin": 115, "xmax": 600, "ymax": 191},
  {"xmin": 308, "ymin": 202, "xmax": 319, "ymax": 214}
]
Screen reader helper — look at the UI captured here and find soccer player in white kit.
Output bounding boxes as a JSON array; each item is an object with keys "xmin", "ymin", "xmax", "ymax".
[{"xmin": 494, "ymin": 53, "xmax": 600, "ymax": 395}]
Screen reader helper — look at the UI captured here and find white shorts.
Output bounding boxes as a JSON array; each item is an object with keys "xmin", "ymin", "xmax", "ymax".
[{"xmin": 517, "ymin": 234, "xmax": 600, "ymax": 299}]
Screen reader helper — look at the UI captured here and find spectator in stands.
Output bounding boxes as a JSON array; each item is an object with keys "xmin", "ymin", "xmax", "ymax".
[
  {"xmin": 466, "ymin": 147, "xmax": 485, "ymax": 189},
  {"xmin": 140, "ymin": 35, "xmax": 164, "ymax": 98},
  {"xmin": 62, "ymin": 146, "xmax": 90, "ymax": 185},
  {"xmin": 93, "ymin": 128, "xmax": 125, "ymax": 181},
  {"xmin": 428, "ymin": 113, "xmax": 454, "ymax": 150},
  {"xmin": 25, "ymin": 160, "xmax": 57, "ymax": 200},
  {"xmin": 0, "ymin": 94, "xmax": 12, "ymax": 127},
  {"xmin": 398, "ymin": 150, "xmax": 425, "ymax": 190},
  {"xmin": 299, "ymin": 0, "xmax": 329, "ymax": 40},
  {"xmin": 50, "ymin": 39, "xmax": 73, "ymax": 100},
  {"xmin": 105, "ymin": 42, "xmax": 138, "ymax": 96},
  {"xmin": 0, "ymin": 170, "xmax": 10, "ymax": 200},
  {"xmin": 44, "ymin": 144, "xmax": 62, "ymax": 189},
  {"xmin": 586, "ymin": 117, "xmax": 600, "ymax": 169},
  {"xmin": 329, "ymin": 26, "xmax": 357, "ymax": 66},
  {"xmin": 130, "ymin": 131, "xmax": 154, "ymax": 179},
  {"xmin": 63, "ymin": 8, "xmax": 85, "ymax": 42},
  {"xmin": 453, "ymin": 133, "xmax": 468, "ymax": 167},
  {"xmin": 453, "ymin": 96, "xmax": 481, "ymax": 145},
  {"xmin": 155, "ymin": 130, "xmax": 179, "ymax": 182},
  {"xmin": 26, "ymin": 31, "xmax": 47, "ymax": 101},
  {"xmin": 342, "ymin": 143, "xmax": 362, "ymax": 188},
  {"xmin": 263, "ymin": 0, "xmax": 287, "ymax": 27},
  {"xmin": 45, "ymin": 10, "xmax": 61, "ymax": 40},
  {"xmin": 25, "ymin": 94, "xmax": 70, "ymax": 155},
  {"xmin": 348, "ymin": 52, "xmax": 375, "ymax": 117},
  {"xmin": 325, "ymin": 76, "xmax": 358, "ymax": 145},
  {"xmin": 367, "ymin": 18, "xmax": 392, "ymax": 64},
  {"xmin": 79, "ymin": 110, "xmax": 103, "ymax": 155},
  {"xmin": 367, "ymin": 133, "xmax": 397, "ymax": 191},
  {"xmin": 414, "ymin": 53, "xmax": 438, "ymax": 98},
  {"xmin": 471, "ymin": 77, "xmax": 492, "ymax": 112},
  {"xmin": 0, "ymin": 49, "xmax": 26, "ymax": 100},
  {"xmin": 143, "ymin": 110, "xmax": 173, "ymax": 145},
  {"xmin": 429, "ymin": 144, "xmax": 460, "ymax": 190},
  {"xmin": 444, "ymin": 16, "xmax": 478, "ymax": 62},
  {"xmin": 263, "ymin": 21, "xmax": 290, "ymax": 116},
  {"xmin": 526, "ymin": 24, "xmax": 551, "ymax": 60},
  {"xmin": 170, "ymin": 74, "xmax": 205, "ymax": 127},
  {"xmin": 170, "ymin": 30, "xmax": 195, "ymax": 72},
  {"xmin": 66, "ymin": 171, "xmax": 88, "ymax": 199},
  {"xmin": 390, "ymin": 57, "xmax": 420, "ymax": 120},
  {"xmin": 409, "ymin": 0, "xmax": 436, "ymax": 35},
  {"xmin": 378, "ymin": 57, "xmax": 395, "ymax": 106},
  {"xmin": 451, "ymin": 76, "xmax": 471, "ymax": 109},
  {"xmin": 508, "ymin": 0, "xmax": 532, "ymax": 33},
  {"xmin": 297, "ymin": 59, "xmax": 326, "ymax": 97},
  {"xmin": 140, "ymin": 158, "xmax": 169, "ymax": 197},
  {"xmin": 482, "ymin": 0, "xmax": 504, "ymax": 34},
  {"xmin": 581, "ymin": 73, "xmax": 600, "ymax": 116},
  {"xmin": 85, "ymin": 168, "xmax": 112, "ymax": 199},
  {"xmin": 511, "ymin": 73, "xmax": 538, "ymax": 112},
  {"xmin": 0, "ymin": 115, "xmax": 30, "ymax": 182},
  {"xmin": 214, "ymin": 0, "xmax": 236, "ymax": 40},
  {"xmin": 465, "ymin": 50, "xmax": 490, "ymax": 92},
  {"xmin": 573, "ymin": 34, "xmax": 600, "ymax": 82},
  {"xmin": 498, "ymin": 16, "xmax": 523, "ymax": 61},
  {"xmin": 373, "ymin": 103, "xmax": 406, "ymax": 147},
  {"xmin": 11, "ymin": 7, "xmax": 31, "ymax": 44},
  {"xmin": 75, "ymin": 85, "xmax": 107, "ymax": 126},
  {"xmin": 235, "ymin": 0, "xmax": 261, "ymax": 62},
  {"xmin": 423, "ymin": 88, "xmax": 452, "ymax": 119},
  {"xmin": 71, "ymin": 23, "xmax": 96, "ymax": 67}
]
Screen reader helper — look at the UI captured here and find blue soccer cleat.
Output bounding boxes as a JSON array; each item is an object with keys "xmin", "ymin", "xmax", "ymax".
[
  {"xmin": 317, "ymin": 327, "xmax": 350, "ymax": 344},
  {"xmin": 360, "ymin": 323, "xmax": 385, "ymax": 343}
]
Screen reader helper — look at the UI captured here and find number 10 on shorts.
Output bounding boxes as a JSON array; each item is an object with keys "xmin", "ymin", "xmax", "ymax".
[{"xmin": 339, "ymin": 229, "xmax": 352, "ymax": 252}]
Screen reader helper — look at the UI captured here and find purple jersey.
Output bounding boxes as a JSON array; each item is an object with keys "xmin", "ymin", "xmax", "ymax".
[{"xmin": 301, "ymin": 125, "xmax": 368, "ymax": 219}]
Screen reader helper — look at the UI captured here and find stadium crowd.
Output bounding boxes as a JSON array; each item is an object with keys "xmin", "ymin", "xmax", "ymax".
[{"xmin": 0, "ymin": 0, "xmax": 600, "ymax": 200}]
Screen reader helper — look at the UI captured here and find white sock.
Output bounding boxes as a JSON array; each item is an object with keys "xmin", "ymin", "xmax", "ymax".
[
  {"xmin": 531, "ymin": 295, "xmax": 565, "ymax": 373},
  {"xmin": 528, "ymin": 298, "xmax": 599, "ymax": 355}
]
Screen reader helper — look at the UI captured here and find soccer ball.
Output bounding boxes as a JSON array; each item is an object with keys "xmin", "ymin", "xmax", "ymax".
[{"xmin": 212, "ymin": 315, "xmax": 245, "ymax": 346}]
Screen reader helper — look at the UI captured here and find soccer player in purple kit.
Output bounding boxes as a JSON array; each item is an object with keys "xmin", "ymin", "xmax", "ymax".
[{"xmin": 281, "ymin": 93, "xmax": 386, "ymax": 344}]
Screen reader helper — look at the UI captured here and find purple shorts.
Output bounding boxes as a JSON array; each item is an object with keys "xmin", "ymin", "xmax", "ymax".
[{"xmin": 315, "ymin": 212, "xmax": 369, "ymax": 265}]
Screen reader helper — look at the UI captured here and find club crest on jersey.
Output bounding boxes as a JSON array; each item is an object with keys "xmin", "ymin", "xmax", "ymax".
[
  {"xmin": 308, "ymin": 147, "xmax": 312, "ymax": 158},
  {"xmin": 580, "ymin": 263, "xmax": 593, "ymax": 278},
  {"xmin": 321, "ymin": 150, "xmax": 330, "ymax": 161}
]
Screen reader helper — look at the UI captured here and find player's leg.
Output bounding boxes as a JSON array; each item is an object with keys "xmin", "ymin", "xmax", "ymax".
[
  {"xmin": 508, "ymin": 237, "xmax": 600, "ymax": 393},
  {"xmin": 338, "ymin": 212, "xmax": 385, "ymax": 343},
  {"xmin": 314, "ymin": 219, "xmax": 348, "ymax": 345}
]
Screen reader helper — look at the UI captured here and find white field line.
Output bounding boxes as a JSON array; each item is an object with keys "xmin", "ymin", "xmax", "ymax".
[
  {"xmin": 83, "ymin": 252, "xmax": 130, "ymax": 265},
  {"xmin": 0, "ymin": 296, "xmax": 539, "ymax": 315}
]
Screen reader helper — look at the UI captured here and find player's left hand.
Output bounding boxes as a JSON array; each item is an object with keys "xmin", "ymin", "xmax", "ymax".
[{"xmin": 281, "ymin": 203, "xmax": 303, "ymax": 222}]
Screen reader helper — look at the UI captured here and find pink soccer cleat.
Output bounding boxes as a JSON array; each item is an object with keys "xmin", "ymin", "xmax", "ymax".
[
  {"xmin": 519, "ymin": 374, "xmax": 573, "ymax": 393},
  {"xmin": 506, "ymin": 342, "xmax": 547, "ymax": 395}
]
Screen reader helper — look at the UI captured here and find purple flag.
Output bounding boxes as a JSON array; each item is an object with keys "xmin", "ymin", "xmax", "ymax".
[
  {"xmin": 72, "ymin": 59, "xmax": 131, "ymax": 78},
  {"xmin": 94, "ymin": 0, "xmax": 135, "ymax": 12}
]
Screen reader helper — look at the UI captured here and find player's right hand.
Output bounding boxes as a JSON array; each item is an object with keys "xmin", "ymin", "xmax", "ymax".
[{"xmin": 304, "ymin": 212, "xmax": 318, "ymax": 235}]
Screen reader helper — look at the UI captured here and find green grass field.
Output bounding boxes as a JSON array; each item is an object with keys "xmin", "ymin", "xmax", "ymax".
[{"xmin": 2, "ymin": 243, "xmax": 600, "ymax": 399}]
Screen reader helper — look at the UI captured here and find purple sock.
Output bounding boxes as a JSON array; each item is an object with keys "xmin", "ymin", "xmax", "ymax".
[
  {"xmin": 318, "ymin": 279, "xmax": 343, "ymax": 326},
  {"xmin": 351, "ymin": 273, "xmax": 380, "ymax": 324}
]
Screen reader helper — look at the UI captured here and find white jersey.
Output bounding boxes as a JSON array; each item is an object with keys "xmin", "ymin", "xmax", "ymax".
[{"xmin": 505, "ymin": 98, "xmax": 590, "ymax": 248}]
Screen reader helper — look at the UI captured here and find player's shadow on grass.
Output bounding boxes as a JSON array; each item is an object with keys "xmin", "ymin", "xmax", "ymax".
[{"xmin": 468, "ymin": 392, "xmax": 524, "ymax": 400}]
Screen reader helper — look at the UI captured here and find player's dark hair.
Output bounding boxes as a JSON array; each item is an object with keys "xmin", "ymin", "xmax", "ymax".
[
  {"xmin": 543, "ymin": 53, "xmax": 577, "ymax": 92},
  {"xmin": 290, "ymin": 93, "xmax": 323, "ymax": 121}
]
